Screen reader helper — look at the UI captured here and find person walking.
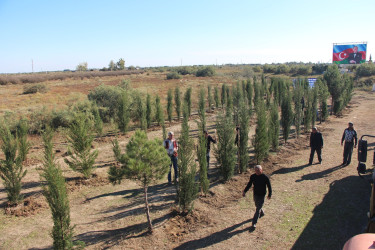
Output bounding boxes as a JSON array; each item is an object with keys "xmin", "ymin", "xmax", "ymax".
[
  {"xmin": 163, "ymin": 131, "xmax": 178, "ymax": 185},
  {"xmin": 341, "ymin": 122, "xmax": 358, "ymax": 165},
  {"xmin": 204, "ymin": 130, "xmax": 216, "ymax": 168},
  {"xmin": 242, "ymin": 165, "xmax": 272, "ymax": 229},
  {"xmin": 309, "ymin": 127, "xmax": 323, "ymax": 165}
]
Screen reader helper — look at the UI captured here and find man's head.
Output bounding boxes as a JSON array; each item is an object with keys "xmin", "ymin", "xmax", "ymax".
[
  {"xmin": 312, "ymin": 127, "xmax": 317, "ymax": 133},
  {"xmin": 168, "ymin": 131, "xmax": 174, "ymax": 139},
  {"xmin": 353, "ymin": 46, "xmax": 358, "ymax": 53},
  {"xmin": 204, "ymin": 130, "xmax": 208, "ymax": 137},
  {"xmin": 348, "ymin": 122, "xmax": 354, "ymax": 130},
  {"xmin": 255, "ymin": 165, "xmax": 263, "ymax": 175}
]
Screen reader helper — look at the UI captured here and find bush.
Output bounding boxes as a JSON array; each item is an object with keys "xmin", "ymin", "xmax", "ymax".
[
  {"xmin": 23, "ymin": 83, "xmax": 47, "ymax": 94},
  {"xmin": 196, "ymin": 66, "xmax": 215, "ymax": 77},
  {"xmin": 166, "ymin": 72, "xmax": 181, "ymax": 80},
  {"xmin": 356, "ymin": 63, "xmax": 375, "ymax": 77}
]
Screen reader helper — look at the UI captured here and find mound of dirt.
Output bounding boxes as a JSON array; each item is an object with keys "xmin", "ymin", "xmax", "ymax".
[
  {"xmin": 4, "ymin": 196, "xmax": 48, "ymax": 217},
  {"xmin": 66, "ymin": 174, "xmax": 110, "ymax": 192}
]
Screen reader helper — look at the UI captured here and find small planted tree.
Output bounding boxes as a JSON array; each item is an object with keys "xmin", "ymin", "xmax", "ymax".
[
  {"xmin": 315, "ymin": 78, "xmax": 330, "ymax": 122},
  {"xmin": 207, "ymin": 85, "xmax": 213, "ymax": 111},
  {"xmin": 196, "ymin": 124, "xmax": 209, "ymax": 195},
  {"xmin": 91, "ymin": 102, "xmax": 103, "ymax": 135},
  {"xmin": 133, "ymin": 94, "xmax": 147, "ymax": 130},
  {"xmin": 40, "ymin": 127, "xmax": 77, "ymax": 249},
  {"xmin": 174, "ymin": 86, "xmax": 181, "ymax": 120},
  {"xmin": 238, "ymin": 98, "xmax": 249, "ymax": 173},
  {"xmin": 214, "ymin": 86, "xmax": 219, "ymax": 109},
  {"xmin": 214, "ymin": 113, "xmax": 236, "ymax": 182},
  {"xmin": 293, "ymin": 82, "xmax": 304, "ymax": 138},
  {"xmin": 146, "ymin": 93, "xmax": 152, "ymax": 129},
  {"xmin": 253, "ymin": 99, "xmax": 269, "ymax": 164},
  {"xmin": 16, "ymin": 118, "xmax": 31, "ymax": 162},
  {"xmin": 64, "ymin": 113, "xmax": 98, "ymax": 179},
  {"xmin": 118, "ymin": 90, "xmax": 130, "ymax": 133},
  {"xmin": 167, "ymin": 89, "xmax": 173, "ymax": 124},
  {"xmin": 281, "ymin": 91, "xmax": 293, "ymax": 143},
  {"xmin": 178, "ymin": 103, "xmax": 198, "ymax": 211},
  {"xmin": 108, "ymin": 130, "xmax": 170, "ymax": 233},
  {"xmin": 198, "ymin": 87, "xmax": 206, "ymax": 131},
  {"xmin": 184, "ymin": 87, "xmax": 192, "ymax": 117},
  {"xmin": 155, "ymin": 95, "xmax": 163, "ymax": 126},
  {"xmin": 269, "ymin": 103, "xmax": 280, "ymax": 151},
  {"xmin": 0, "ymin": 123, "xmax": 27, "ymax": 205},
  {"xmin": 221, "ymin": 84, "xmax": 227, "ymax": 108}
]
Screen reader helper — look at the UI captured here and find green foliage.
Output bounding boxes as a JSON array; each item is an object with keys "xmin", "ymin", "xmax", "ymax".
[
  {"xmin": 269, "ymin": 103, "xmax": 280, "ymax": 151},
  {"xmin": 118, "ymin": 91, "xmax": 131, "ymax": 133},
  {"xmin": 155, "ymin": 95, "xmax": 163, "ymax": 126},
  {"xmin": 356, "ymin": 63, "xmax": 375, "ymax": 77},
  {"xmin": 214, "ymin": 86, "xmax": 220, "ymax": 108},
  {"xmin": 293, "ymin": 81, "xmax": 304, "ymax": 138},
  {"xmin": 108, "ymin": 130, "xmax": 170, "ymax": 232},
  {"xmin": 178, "ymin": 103, "xmax": 198, "ymax": 212},
  {"xmin": 253, "ymin": 99, "xmax": 269, "ymax": 164},
  {"xmin": 0, "ymin": 123, "xmax": 27, "ymax": 204},
  {"xmin": 16, "ymin": 119, "xmax": 31, "ymax": 162},
  {"xmin": 184, "ymin": 87, "xmax": 192, "ymax": 117},
  {"xmin": 311, "ymin": 86, "xmax": 318, "ymax": 128},
  {"xmin": 196, "ymin": 66, "xmax": 215, "ymax": 77},
  {"xmin": 117, "ymin": 58, "xmax": 125, "ymax": 70},
  {"xmin": 207, "ymin": 85, "xmax": 213, "ymax": 111},
  {"xmin": 166, "ymin": 71, "xmax": 181, "ymax": 80},
  {"xmin": 40, "ymin": 127, "xmax": 76, "ymax": 250},
  {"xmin": 246, "ymin": 79, "xmax": 253, "ymax": 115},
  {"xmin": 64, "ymin": 113, "xmax": 98, "ymax": 179},
  {"xmin": 238, "ymin": 98, "xmax": 249, "ymax": 173},
  {"xmin": 174, "ymin": 87, "xmax": 181, "ymax": 120},
  {"xmin": 146, "ymin": 94, "xmax": 152, "ymax": 128},
  {"xmin": 76, "ymin": 62, "xmax": 88, "ymax": 71},
  {"xmin": 133, "ymin": 94, "xmax": 147, "ymax": 130},
  {"xmin": 214, "ymin": 113, "xmax": 236, "ymax": 182},
  {"xmin": 91, "ymin": 102, "xmax": 103, "ymax": 135},
  {"xmin": 167, "ymin": 89, "xmax": 173, "ymax": 123},
  {"xmin": 197, "ymin": 128, "xmax": 209, "ymax": 195},
  {"xmin": 198, "ymin": 88, "xmax": 206, "ymax": 130},
  {"xmin": 304, "ymin": 90, "xmax": 313, "ymax": 133},
  {"xmin": 23, "ymin": 83, "xmax": 47, "ymax": 94},
  {"xmin": 221, "ymin": 84, "xmax": 227, "ymax": 108},
  {"xmin": 315, "ymin": 78, "xmax": 330, "ymax": 122},
  {"xmin": 323, "ymin": 65, "xmax": 343, "ymax": 115},
  {"xmin": 281, "ymin": 91, "xmax": 293, "ymax": 143}
]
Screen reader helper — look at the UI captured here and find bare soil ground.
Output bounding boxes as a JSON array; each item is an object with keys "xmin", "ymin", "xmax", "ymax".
[{"xmin": 0, "ymin": 90, "xmax": 374, "ymax": 250}]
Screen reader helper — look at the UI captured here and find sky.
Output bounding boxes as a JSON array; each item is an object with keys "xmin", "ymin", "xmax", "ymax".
[{"xmin": 1, "ymin": 0, "xmax": 374, "ymax": 73}]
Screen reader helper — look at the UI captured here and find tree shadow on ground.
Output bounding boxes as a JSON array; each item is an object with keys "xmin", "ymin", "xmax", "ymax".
[
  {"xmin": 76, "ymin": 212, "xmax": 174, "ymax": 248},
  {"xmin": 173, "ymin": 219, "xmax": 251, "ymax": 249},
  {"xmin": 271, "ymin": 163, "xmax": 311, "ymax": 175},
  {"xmin": 295, "ymin": 164, "xmax": 348, "ymax": 182},
  {"xmin": 292, "ymin": 174, "xmax": 371, "ymax": 249}
]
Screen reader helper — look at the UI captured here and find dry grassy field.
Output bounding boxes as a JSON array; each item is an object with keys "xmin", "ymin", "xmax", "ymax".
[{"xmin": 0, "ymin": 67, "xmax": 374, "ymax": 249}]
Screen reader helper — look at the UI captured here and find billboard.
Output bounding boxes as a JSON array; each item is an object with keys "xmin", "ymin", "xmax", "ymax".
[{"xmin": 333, "ymin": 43, "xmax": 367, "ymax": 64}]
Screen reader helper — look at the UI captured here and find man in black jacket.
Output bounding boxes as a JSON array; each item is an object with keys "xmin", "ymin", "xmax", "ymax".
[
  {"xmin": 242, "ymin": 165, "xmax": 272, "ymax": 229},
  {"xmin": 204, "ymin": 130, "xmax": 216, "ymax": 168},
  {"xmin": 309, "ymin": 127, "xmax": 323, "ymax": 165}
]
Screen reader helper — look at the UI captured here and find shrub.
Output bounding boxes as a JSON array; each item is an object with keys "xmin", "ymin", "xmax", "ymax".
[
  {"xmin": 166, "ymin": 72, "xmax": 181, "ymax": 80},
  {"xmin": 23, "ymin": 83, "xmax": 47, "ymax": 94},
  {"xmin": 196, "ymin": 66, "xmax": 215, "ymax": 77}
]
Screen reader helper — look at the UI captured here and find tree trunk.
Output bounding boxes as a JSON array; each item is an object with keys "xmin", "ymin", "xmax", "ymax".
[{"xmin": 144, "ymin": 184, "xmax": 153, "ymax": 233}]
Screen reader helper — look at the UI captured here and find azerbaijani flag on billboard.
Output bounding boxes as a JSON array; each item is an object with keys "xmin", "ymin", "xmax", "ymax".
[{"xmin": 333, "ymin": 43, "xmax": 367, "ymax": 64}]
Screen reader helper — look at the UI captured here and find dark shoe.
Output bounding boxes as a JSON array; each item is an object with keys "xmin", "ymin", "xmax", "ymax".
[
  {"xmin": 342, "ymin": 162, "xmax": 347, "ymax": 166},
  {"xmin": 168, "ymin": 182, "xmax": 172, "ymax": 186},
  {"xmin": 346, "ymin": 162, "xmax": 351, "ymax": 165},
  {"xmin": 260, "ymin": 211, "xmax": 265, "ymax": 218},
  {"xmin": 319, "ymin": 161, "xmax": 322, "ymax": 165},
  {"xmin": 252, "ymin": 223, "xmax": 257, "ymax": 229},
  {"xmin": 308, "ymin": 162, "xmax": 312, "ymax": 166}
]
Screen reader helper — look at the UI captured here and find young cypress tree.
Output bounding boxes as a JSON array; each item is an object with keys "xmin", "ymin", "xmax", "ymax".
[
  {"xmin": 184, "ymin": 87, "xmax": 192, "ymax": 117},
  {"xmin": 221, "ymin": 84, "xmax": 226, "ymax": 108},
  {"xmin": 304, "ymin": 90, "xmax": 313, "ymax": 133},
  {"xmin": 40, "ymin": 127, "xmax": 76, "ymax": 249},
  {"xmin": 174, "ymin": 86, "xmax": 181, "ymax": 120},
  {"xmin": 178, "ymin": 103, "xmax": 198, "ymax": 212},
  {"xmin": 0, "ymin": 123, "xmax": 27, "ymax": 205},
  {"xmin": 253, "ymin": 99, "xmax": 269, "ymax": 164},
  {"xmin": 155, "ymin": 95, "xmax": 163, "ymax": 126},
  {"xmin": 315, "ymin": 78, "xmax": 330, "ymax": 122},
  {"xmin": 269, "ymin": 102, "xmax": 280, "ymax": 151},
  {"xmin": 118, "ymin": 91, "xmax": 130, "ymax": 133},
  {"xmin": 16, "ymin": 118, "xmax": 31, "ymax": 162},
  {"xmin": 214, "ymin": 113, "xmax": 236, "ymax": 182},
  {"xmin": 167, "ymin": 88, "xmax": 173, "ymax": 124},
  {"xmin": 226, "ymin": 87, "xmax": 233, "ymax": 118},
  {"xmin": 281, "ymin": 90, "xmax": 293, "ymax": 143},
  {"xmin": 293, "ymin": 82, "xmax": 304, "ymax": 138},
  {"xmin": 246, "ymin": 79, "xmax": 253, "ymax": 116},
  {"xmin": 133, "ymin": 94, "xmax": 146, "ymax": 130},
  {"xmin": 198, "ymin": 87, "xmax": 206, "ymax": 131},
  {"xmin": 207, "ymin": 85, "xmax": 213, "ymax": 112},
  {"xmin": 146, "ymin": 93, "xmax": 152, "ymax": 128},
  {"xmin": 238, "ymin": 97, "xmax": 249, "ymax": 173},
  {"xmin": 64, "ymin": 113, "xmax": 98, "ymax": 179},
  {"xmin": 91, "ymin": 102, "xmax": 103, "ymax": 135},
  {"xmin": 253, "ymin": 76, "xmax": 260, "ymax": 109},
  {"xmin": 108, "ymin": 130, "xmax": 170, "ymax": 233},
  {"xmin": 196, "ymin": 125, "xmax": 209, "ymax": 195},
  {"xmin": 311, "ymin": 86, "xmax": 318, "ymax": 128},
  {"xmin": 214, "ymin": 86, "xmax": 219, "ymax": 109}
]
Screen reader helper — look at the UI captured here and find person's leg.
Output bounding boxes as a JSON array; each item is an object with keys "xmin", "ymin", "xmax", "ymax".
[
  {"xmin": 172, "ymin": 156, "xmax": 178, "ymax": 181},
  {"xmin": 168, "ymin": 156, "xmax": 173, "ymax": 184},
  {"xmin": 343, "ymin": 143, "xmax": 349, "ymax": 164},
  {"xmin": 347, "ymin": 142, "xmax": 354, "ymax": 164},
  {"xmin": 316, "ymin": 147, "xmax": 322, "ymax": 163},
  {"xmin": 309, "ymin": 148, "xmax": 315, "ymax": 164},
  {"xmin": 206, "ymin": 151, "xmax": 210, "ymax": 169},
  {"xmin": 252, "ymin": 195, "xmax": 265, "ymax": 226}
]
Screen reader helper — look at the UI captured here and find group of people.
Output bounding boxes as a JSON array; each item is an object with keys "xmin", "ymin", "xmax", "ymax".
[
  {"xmin": 308, "ymin": 121, "xmax": 358, "ymax": 166},
  {"xmin": 163, "ymin": 121, "xmax": 358, "ymax": 231},
  {"xmin": 163, "ymin": 130, "xmax": 216, "ymax": 185}
]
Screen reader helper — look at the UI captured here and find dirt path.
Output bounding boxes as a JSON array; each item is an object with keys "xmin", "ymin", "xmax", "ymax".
[{"xmin": 0, "ymin": 91, "xmax": 374, "ymax": 249}]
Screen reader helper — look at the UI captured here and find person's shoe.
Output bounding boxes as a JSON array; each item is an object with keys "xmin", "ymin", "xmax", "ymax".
[
  {"xmin": 168, "ymin": 182, "xmax": 172, "ymax": 186},
  {"xmin": 252, "ymin": 223, "xmax": 257, "ymax": 229},
  {"xmin": 319, "ymin": 161, "xmax": 322, "ymax": 165},
  {"xmin": 259, "ymin": 212, "xmax": 265, "ymax": 218},
  {"xmin": 346, "ymin": 162, "xmax": 351, "ymax": 165},
  {"xmin": 308, "ymin": 162, "xmax": 312, "ymax": 166},
  {"xmin": 342, "ymin": 162, "xmax": 347, "ymax": 166}
]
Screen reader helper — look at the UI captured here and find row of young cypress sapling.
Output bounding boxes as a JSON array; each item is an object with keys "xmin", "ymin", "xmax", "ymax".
[{"xmin": 0, "ymin": 64, "xmax": 354, "ymax": 246}]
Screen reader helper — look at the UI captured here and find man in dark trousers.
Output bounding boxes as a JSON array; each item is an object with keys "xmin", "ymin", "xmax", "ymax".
[
  {"xmin": 242, "ymin": 165, "xmax": 272, "ymax": 229},
  {"xmin": 204, "ymin": 130, "xmax": 216, "ymax": 168},
  {"xmin": 341, "ymin": 122, "xmax": 358, "ymax": 165},
  {"xmin": 309, "ymin": 127, "xmax": 323, "ymax": 165}
]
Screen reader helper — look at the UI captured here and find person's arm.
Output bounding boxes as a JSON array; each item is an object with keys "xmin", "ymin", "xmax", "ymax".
[
  {"xmin": 354, "ymin": 131, "xmax": 358, "ymax": 147},
  {"xmin": 266, "ymin": 176, "xmax": 272, "ymax": 199},
  {"xmin": 321, "ymin": 133, "xmax": 324, "ymax": 148},
  {"xmin": 309, "ymin": 133, "xmax": 312, "ymax": 147},
  {"xmin": 341, "ymin": 130, "xmax": 346, "ymax": 145},
  {"xmin": 210, "ymin": 135, "xmax": 217, "ymax": 144},
  {"xmin": 242, "ymin": 176, "xmax": 253, "ymax": 197}
]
